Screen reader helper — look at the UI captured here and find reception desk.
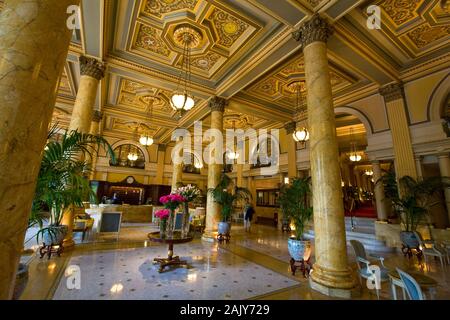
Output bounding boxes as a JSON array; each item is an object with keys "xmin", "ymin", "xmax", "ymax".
[{"xmin": 86, "ymin": 204, "xmax": 153, "ymax": 224}]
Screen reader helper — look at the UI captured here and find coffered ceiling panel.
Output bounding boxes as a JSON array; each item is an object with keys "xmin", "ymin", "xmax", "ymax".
[
  {"xmin": 128, "ymin": 0, "xmax": 262, "ymax": 80},
  {"xmin": 244, "ymin": 55, "xmax": 357, "ymax": 109},
  {"xmin": 352, "ymin": 0, "xmax": 450, "ymax": 61}
]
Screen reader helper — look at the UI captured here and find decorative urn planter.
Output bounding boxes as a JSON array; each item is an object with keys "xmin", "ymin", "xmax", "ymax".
[
  {"xmin": 42, "ymin": 225, "xmax": 68, "ymax": 245},
  {"xmin": 218, "ymin": 222, "xmax": 231, "ymax": 235},
  {"xmin": 288, "ymin": 237, "xmax": 311, "ymax": 261},
  {"xmin": 400, "ymin": 231, "xmax": 419, "ymax": 248}
]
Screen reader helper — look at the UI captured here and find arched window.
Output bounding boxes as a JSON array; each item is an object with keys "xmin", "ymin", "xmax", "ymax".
[{"xmin": 109, "ymin": 144, "xmax": 145, "ymax": 169}]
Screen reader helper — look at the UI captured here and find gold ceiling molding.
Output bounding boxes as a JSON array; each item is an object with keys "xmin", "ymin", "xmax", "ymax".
[
  {"xmin": 208, "ymin": 8, "xmax": 249, "ymax": 48},
  {"xmin": 143, "ymin": 0, "xmax": 199, "ymax": 19},
  {"xmin": 118, "ymin": 78, "xmax": 178, "ymax": 115},
  {"xmin": 367, "ymin": 0, "xmax": 450, "ymax": 58},
  {"xmin": 245, "ymin": 56, "xmax": 354, "ymax": 108},
  {"xmin": 406, "ymin": 23, "xmax": 450, "ymax": 48},
  {"xmin": 378, "ymin": 0, "xmax": 422, "ymax": 26},
  {"xmin": 129, "ymin": 0, "xmax": 261, "ymax": 79},
  {"xmin": 223, "ymin": 110, "xmax": 260, "ymax": 129},
  {"xmin": 105, "ymin": 56, "xmax": 216, "ymax": 95},
  {"xmin": 134, "ymin": 23, "xmax": 172, "ymax": 58}
]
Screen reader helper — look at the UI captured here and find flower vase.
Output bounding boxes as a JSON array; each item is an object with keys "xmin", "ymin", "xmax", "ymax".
[
  {"xmin": 166, "ymin": 210, "xmax": 174, "ymax": 239},
  {"xmin": 159, "ymin": 219, "xmax": 167, "ymax": 238},
  {"xmin": 181, "ymin": 202, "xmax": 191, "ymax": 238}
]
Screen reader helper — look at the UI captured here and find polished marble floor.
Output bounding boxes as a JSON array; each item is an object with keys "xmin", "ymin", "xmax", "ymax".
[{"xmin": 20, "ymin": 223, "xmax": 450, "ymax": 300}]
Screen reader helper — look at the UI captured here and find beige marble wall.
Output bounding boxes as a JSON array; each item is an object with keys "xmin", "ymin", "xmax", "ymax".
[
  {"xmin": 0, "ymin": 0, "xmax": 80, "ymax": 299},
  {"xmin": 304, "ymin": 41, "xmax": 355, "ymax": 292}
]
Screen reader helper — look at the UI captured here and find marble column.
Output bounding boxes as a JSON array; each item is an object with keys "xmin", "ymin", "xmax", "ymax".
[
  {"xmin": 155, "ymin": 144, "xmax": 166, "ymax": 185},
  {"xmin": 292, "ymin": 14, "xmax": 356, "ymax": 297},
  {"xmin": 284, "ymin": 122, "xmax": 298, "ymax": 179},
  {"xmin": 88, "ymin": 111, "xmax": 103, "ymax": 180},
  {"xmin": 372, "ymin": 161, "xmax": 388, "ymax": 221},
  {"xmin": 171, "ymin": 162, "xmax": 183, "ymax": 192},
  {"xmin": 68, "ymin": 56, "xmax": 105, "ymax": 133},
  {"xmin": 415, "ymin": 156, "xmax": 424, "ymax": 180},
  {"xmin": 0, "ymin": 0, "xmax": 80, "ymax": 299},
  {"xmin": 379, "ymin": 83, "xmax": 417, "ymax": 180},
  {"xmin": 203, "ymin": 97, "xmax": 225, "ymax": 241},
  {"xmin": 62, "ymin": 58, "xmax": 105, "ymax": 248},
  {"xmin": 438, "ymin": 153, "xmax": 450, "ymax": 224},
  {"xmin": 236, "ymin": 163, "xmax": 244, "ymax": 188}
]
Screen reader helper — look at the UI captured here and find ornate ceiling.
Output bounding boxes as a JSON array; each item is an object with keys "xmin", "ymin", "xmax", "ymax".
[
  {"xmin": 244, "ymin": 55, "xmax": 358, "ymax": 109},
  {"xmin": 128, "ymin": 0, "xmax": 262, "ymax": 80},
  {"xmin": 49, "ymin": 0, "xmax": 449, "ymax": 144}
]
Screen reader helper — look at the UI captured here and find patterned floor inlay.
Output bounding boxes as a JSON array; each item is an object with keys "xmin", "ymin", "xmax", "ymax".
[{"xmin": 52, "ymin": 242, "xmax": 298, "ymax": 300}]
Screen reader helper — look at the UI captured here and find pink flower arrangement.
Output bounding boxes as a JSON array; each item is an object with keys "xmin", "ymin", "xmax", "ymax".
[
  {"xmin": 155, "ymin": 209, "xmax": 170, "ymax": 220},
  {"xmin": 159, "ymin": 193, "xmax": 186, "ymax": 211},
  {"xmin": 159, "ymin": 193, "xmax": 186, "ymax": 204}
]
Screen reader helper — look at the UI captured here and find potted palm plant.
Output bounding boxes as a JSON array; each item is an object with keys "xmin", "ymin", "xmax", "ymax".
[
  {"xmin": 278, "ymin": 177, "xmax": 313, "ymax": 261},
  {"xmin": 209, "ymin": 174, "xmax": 251, "ymax": 235},
  {"xmin": 377, "ymin": 170, "xmax": 449, "ymax": 248},
  {"xmin": 33, "ymin": 126, "xmax": 115, "ymax": 245}
]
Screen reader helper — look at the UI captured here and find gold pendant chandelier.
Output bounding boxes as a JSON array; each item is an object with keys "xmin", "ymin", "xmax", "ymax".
[
  {"xmin": 292, "ymin": 81, "xmax": 309, "ymax": 143},
  {"xmin": 170, "ymin": 25, "xmax": 202, "ymax": 112}
]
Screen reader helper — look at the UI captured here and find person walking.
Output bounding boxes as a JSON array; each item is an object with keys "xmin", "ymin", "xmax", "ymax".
[{"xmin": 244, "ymin": 202, "xmax": 255, "ymax": 232}]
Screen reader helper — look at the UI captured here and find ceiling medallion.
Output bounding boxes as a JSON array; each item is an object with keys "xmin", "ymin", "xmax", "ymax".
[{"xmin": 173, "ymin": 24, "xmax": 203, "ymax": 49}]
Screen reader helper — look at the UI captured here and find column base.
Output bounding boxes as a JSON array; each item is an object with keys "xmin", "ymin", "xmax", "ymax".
[
  {"xmin": 309, "ymin": 264, "xmax": 358, "ymax": 299},
  {"xmin": 201, "ymin": 231, "xmax": 218, "ymax": 242},
  {"xmin": 309, "ymin": 278, "xmax": 360, "ymax": 299}
]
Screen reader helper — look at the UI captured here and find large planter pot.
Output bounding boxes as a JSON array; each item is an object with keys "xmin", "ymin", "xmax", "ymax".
[
  {"xmin": 218, "ymin": 222, "xmax": 231, "ymax": 235},
  {"xmin": 42, "ymin": 225, "xmax": 68, "ymax": 245},
  {"xmin": 400, "ymin": 231, "xmax": 419, "ymax": 248},
  {"xmin": 288, "ymin": 238, "xmax": 311, "ymax": 261},
  {"xmin": 12, "ymin": 263, "xmax": 29, "ymax": 300}
]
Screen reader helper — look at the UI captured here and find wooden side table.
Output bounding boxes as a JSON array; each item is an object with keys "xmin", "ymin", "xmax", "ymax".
[
  {"xmin": 148, "ymin": 232, "xmax": 193, "ymax": 273},
  {"xmin": 388, "ymin": 270, "xmax": 438, "ymax": 300}
]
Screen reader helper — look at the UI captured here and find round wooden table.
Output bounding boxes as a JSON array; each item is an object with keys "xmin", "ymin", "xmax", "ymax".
[
  {"xmin": 388, "ymin": 270, "xmax": 438, "ymax": 300},
  {"xmin": 147, "ymin": 231, "xmax": 193, "ymax": 273}
]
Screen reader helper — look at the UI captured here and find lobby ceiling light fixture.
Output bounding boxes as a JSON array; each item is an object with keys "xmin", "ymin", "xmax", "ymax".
[
  {"xmin": 136, "ymin": 88, "xmax": 155, "ymax": 147},
  {"xmin": 292, "ymin": 81, "xmax": 309, "ymax": 143},
  {"xmin": 348, "ymin": 127, "xmax": 361, "ymax": 162},
  {"xmin": 128, "ymin": 128, "xmax": 139, "ymax": 162},
  {"xmin": 170, "ymin": 25, "xmax": 201, "ymax": 113},
  {"xmin": 364, "ymin": 170, "xmax": 374, "ymax": 176},
  {"xmin": 227, "ymin": 120, "xmax": 240, "ymax": 160}
]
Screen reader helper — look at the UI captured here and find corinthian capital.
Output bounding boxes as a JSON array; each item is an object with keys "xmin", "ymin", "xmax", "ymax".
[
  {"xmin": 79, "ymin": 56, "xmax": 106, "ymax": 80},
  {"xmin": 284, "ymin": 121, "xmax": 296, "ymax": 134},
  {"xmin": 209, "ymin": 96, "xmax": 227, "ymax": 112},
  {"xmin": 379, "ymin": 82, "xmax": 404, "ymax": 103},
  {"xmin": 292, "ymin": 14, "xmax": 334, "ymax": 49}
]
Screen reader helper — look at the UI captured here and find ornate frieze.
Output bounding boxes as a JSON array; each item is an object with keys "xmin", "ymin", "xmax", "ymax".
[
  {"xmin": 379, "ymin": 82, "xmax": 404, "ymax": 103},
  {"xmin": 292, "ymin": 14, "xmax": 334, "ymax": 49},
  {"xmin": 379, "ymin": 0, "xmax": 421, "ymax": 26},
  {"xmin": 79, "ymin": 56, "xmax": 106, "ymax": 80},
  {"xmin": 209, "ymin": 96, "xmax": 227, "ymax": 112}
]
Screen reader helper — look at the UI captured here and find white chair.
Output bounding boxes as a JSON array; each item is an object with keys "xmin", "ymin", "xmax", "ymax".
[
  {"xmin": 414, "ymin": 231, "xmax": 449, "ymax": 271},
  {"xmin": 396, "ymin": 268, "xmax": 425, "ymax": 300},
  {"xmin": 350, "ymin": 240, "xmax": 390, "ymax": 299}
]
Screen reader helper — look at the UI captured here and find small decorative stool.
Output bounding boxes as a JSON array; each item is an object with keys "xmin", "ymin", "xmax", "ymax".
[
  {"xmin": 39, "ymin": 242, "xmax": 64, "ymax": 260},
  {"xmin": 217, "ymin": 233, "xmax": 231, "ymax": 244},
  {"xmin": 289, "ymin": 258, "xmax": 312, "ymax": 277}
]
